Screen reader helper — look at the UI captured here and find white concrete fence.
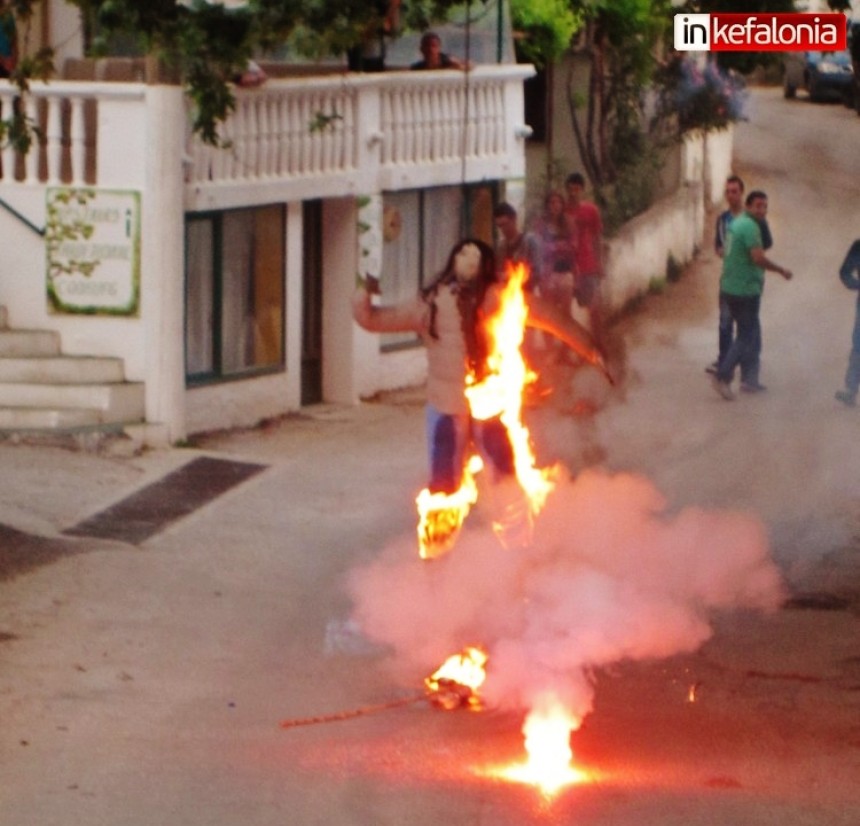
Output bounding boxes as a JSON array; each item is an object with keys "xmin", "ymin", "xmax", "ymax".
[{"xmin": 603, "ymin": 126, "xmax": 734, "ymax": 315}]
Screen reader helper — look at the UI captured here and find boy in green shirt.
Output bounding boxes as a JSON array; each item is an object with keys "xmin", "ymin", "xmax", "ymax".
[{"xmin": 711, "ymin": 191, "xmax": 792, "ymax": 400}]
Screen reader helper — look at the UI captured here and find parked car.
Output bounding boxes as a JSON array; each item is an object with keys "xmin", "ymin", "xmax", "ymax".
[{"xmin": 783, "ymin": 50, "xmax": 854, "ymax": 103}]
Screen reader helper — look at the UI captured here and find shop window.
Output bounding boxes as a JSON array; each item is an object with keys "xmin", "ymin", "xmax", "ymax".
[{"xmin": 185, "ymin": 205, "xmax": 285, "ymax": 384}]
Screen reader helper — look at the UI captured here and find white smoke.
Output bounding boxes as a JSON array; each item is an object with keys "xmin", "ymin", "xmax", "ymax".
[{"xmin": 347, "ymin": 467, "xmax": 784, "ymax": 723}]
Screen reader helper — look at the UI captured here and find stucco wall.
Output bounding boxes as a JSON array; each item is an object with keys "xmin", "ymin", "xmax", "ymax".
[
  {"xmin": 602, "ymin": 125, "xmax": 733, "ymax": 317},
  {"xmin": 604, "ymin": 183, "xmax": 704, "ymax": 314}
]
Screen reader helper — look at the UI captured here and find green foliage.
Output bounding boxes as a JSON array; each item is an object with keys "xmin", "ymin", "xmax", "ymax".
[
  {"xmin": 599, "ymin": 145, "xmax": 663, "ymax": 234},
  {"xmin": 45, "ymin": 188, "xmax": 99, "ymax": 282},
  {"xmin": 653, "ymin": 56, "xmax": 747, "ymax": 136},
  {"xmin": 308, "ymin": 110, "xmax": 343, "ymax": 133},
  {"xmin": 566, "ymin": 0, "xmax": 671, "ymax": 194},
  {"xmin": 647, "ymin": 275, "xmax": 666, "ymax": 294},
  {"xmin": 509, "ymin": 0, "xmax": 582, "ymax": 68},
  {"xmin": 64, "ymin": 0, "xmax": 465, "ymax": 144}
]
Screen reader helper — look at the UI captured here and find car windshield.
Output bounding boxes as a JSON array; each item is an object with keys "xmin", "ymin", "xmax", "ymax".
[{"xmin": 808, "ymin": 50, "xmax": 852, "ymax": 67}]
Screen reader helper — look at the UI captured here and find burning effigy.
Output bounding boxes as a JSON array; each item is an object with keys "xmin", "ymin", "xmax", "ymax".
[{"xmin": 343, "ymin": 251, "xmax": 784, "ymax": 796}]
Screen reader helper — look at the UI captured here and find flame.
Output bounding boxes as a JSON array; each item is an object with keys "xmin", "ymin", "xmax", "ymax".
[
  {"xmin": 492, "ymin": 699, "xmax": 590, "ymax": 796},
  {"xmin": 416, "ymin": 455, "xmax": 483, "ymax": 559},
  {"xmin": 424, "ymin": 646, "xmax": 488, "ymax": 710},
  {"xmin": 466, "ymin": 261, "xmax": 559, "ymax": 516},
  {"xmin": 415, "ymin": 262, "xmax": 561, "ymax": 559}
]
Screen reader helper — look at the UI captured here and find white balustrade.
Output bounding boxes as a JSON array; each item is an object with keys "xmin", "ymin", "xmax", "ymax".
[
  {"xmin": 0, "ymin": 65, "xmax": 533, "ymax": 205},
  {"xmin": 0, "ymin": 80, "xmax": 146, "ymax": 186}
]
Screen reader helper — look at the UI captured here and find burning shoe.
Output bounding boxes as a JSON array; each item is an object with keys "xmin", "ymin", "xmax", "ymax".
[
  {"xmin": 416, "ymin": 505, "xmax": 465, "ymax": 560},
  {"xmin": 425, "ymin": 647, "xmax": 487, "ymax": 711},
  {"xmin": 416, "ymin": 457, "xmax": 483, "ymax": 560}
]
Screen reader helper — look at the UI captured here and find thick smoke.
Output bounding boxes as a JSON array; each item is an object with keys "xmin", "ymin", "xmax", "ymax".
[{"xmin": 348, "ymin": 467, "xmax": 784, "ymax": 722}]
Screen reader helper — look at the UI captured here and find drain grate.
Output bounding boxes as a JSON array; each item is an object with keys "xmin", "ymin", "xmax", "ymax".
[
  {"xmin": 63, "ymin": 456, "xmax": 267, "ymax": 545},
  {"xmin": 0, "ymin": 524, "xmax": 84, "ymax": 581}
]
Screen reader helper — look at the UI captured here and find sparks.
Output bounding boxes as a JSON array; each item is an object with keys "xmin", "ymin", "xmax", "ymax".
[{"xmin": 491, "ymin": 699, "xmax": 590, "ymax": 796}]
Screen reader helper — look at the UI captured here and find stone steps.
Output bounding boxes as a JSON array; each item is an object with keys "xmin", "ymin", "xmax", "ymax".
[{"xmin": 0, "ymin": 308, "xmax": 145, "ymax": 437}]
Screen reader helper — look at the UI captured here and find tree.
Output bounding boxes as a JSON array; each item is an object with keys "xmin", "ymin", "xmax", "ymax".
[
  {"xmin": 565, "ymin": 0, "xmax": 669, "ymax": 189},
  {"xmin": 508, "ymin": 0, "xmax": 582, "ymax": 69}
]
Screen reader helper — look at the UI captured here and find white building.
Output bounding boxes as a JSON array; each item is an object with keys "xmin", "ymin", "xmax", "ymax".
[{"xmin": 0, "ymin": 2, "xmax": 532, "ymax": 443}]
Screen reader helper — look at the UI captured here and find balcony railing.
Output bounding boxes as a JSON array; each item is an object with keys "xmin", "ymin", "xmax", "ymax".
[{"xmin": 0, "ymin": 64, "xmax": 533, "ymax": 209}]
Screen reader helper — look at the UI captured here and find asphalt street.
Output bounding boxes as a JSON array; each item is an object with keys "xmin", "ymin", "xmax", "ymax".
[{"xmin": 1, "ymin": 86, "xmax": 859, "ymax": 825}]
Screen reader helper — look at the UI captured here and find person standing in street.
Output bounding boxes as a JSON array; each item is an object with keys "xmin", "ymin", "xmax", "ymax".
[
  {"xmin": 834, "ymin": 239, "xmax": 860, "ymax": 407},
  {"xmin": 710, "ymin": 190, "xmax": 792, "ymax": 400},
  {"xmin": 352, "ymin": 239, "xmax": 605, "ymax": 555},
  {"xmin": 493, "ymin": 201, "xmax": 543, "ymax": 370},
  {"xmin": 493, "ymin": 202, "xmax": 542, "ymax": 290},
  {"xmin": 565, "ymin": 172, "xmax": 606, "ymax": 351},
  {"xmin": 533, "ymin": 190, "xmax": 577, "ymax": 319},
  {"xmin": 707, "ymin": 174, "xmax": 774, "ymax": 376}
]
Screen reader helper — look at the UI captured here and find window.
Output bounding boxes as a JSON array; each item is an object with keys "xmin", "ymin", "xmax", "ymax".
[
  {"xmin": 185, "ymin": 205, "xmax": 285, "ymax": 384},
  {"xmin": 379, "ymin": 183, "xmax": 496, "ymax": 350}
]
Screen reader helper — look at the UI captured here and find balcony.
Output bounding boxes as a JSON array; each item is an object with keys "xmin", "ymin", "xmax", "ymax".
[{"xmin": 0, "ymin": 64, "xmax": 534, "ymax": 211}]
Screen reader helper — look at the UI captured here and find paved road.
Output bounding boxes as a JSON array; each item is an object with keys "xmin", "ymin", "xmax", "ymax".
[{"xmin": 1, "ymin": 87, "xmax": 858, "ymax": 825}]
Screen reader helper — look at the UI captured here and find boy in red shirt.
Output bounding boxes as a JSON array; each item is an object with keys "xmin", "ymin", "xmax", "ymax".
[{"xmin": 565, "ymin": 172, "xmax": 605, "ymax": 349}]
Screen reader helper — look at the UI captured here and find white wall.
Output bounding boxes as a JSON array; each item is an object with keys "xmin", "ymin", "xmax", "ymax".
[{"xmin": 604, "ymin": 183, "xmax": 704, "ymax": 313}]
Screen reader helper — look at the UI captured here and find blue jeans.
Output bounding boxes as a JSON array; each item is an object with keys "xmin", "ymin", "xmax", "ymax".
[
  {"xmin": 845, "ymin": 300, "xmax": 860, "ymax": 396},
  {"xmin": 717, "ymin": 293, "xmax": 760, "ymax": 385},
  {"xmin": 718, "ymin": 291, "xmax": 761, "ymax": 380},
  {"xmin": 425, "ymin": 405, "xmax": 514, "ymax": 493},
  {"xmin": 717, "ymin": 292, "xmax": 732, "ymax": 363}
]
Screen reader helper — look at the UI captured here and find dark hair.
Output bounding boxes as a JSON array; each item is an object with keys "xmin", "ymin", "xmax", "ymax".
[
  {"xmin": 423, "ymin": 239, "xmax": 498, "ymax": 378},
  {"xmin": 726, "ymin": 174, "xmax": 744, "ymax": 191},
  {"xmin": 565, "ymin": 172, "xmax": 586, "ymax": 188},
  {"xmin": 420, "ymin": 31, "xmax": 441, "ymax": 50},
  {"xmin": 542, "ymin": 189, "xmax": 570, "ymax": 235},
  {"xmin": 493, "ymin": 202, "xmax": 517, "ymax": 220},
  {"xmin": 745, "ymin": 190, "xmax": 767, "ymax": 207}
]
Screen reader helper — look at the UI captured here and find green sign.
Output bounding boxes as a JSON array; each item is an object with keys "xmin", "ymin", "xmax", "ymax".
[{"xmin": 46, "ymin": 188, "xmax": 141, "ymax": 316}]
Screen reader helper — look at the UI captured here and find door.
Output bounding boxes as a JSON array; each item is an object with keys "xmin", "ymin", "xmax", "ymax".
[{"xmin": 301, "ymin": 200, "xmax": 323, "ymax": 405}]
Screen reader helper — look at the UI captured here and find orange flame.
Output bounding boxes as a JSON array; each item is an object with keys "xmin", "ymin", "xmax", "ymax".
[
  {"xmin": 416, "ymin": 455, "xmax": 483, "ymax": 559},
  {"xmin": 467, "ymin": 262, "xmax": 560, "ymax": 534},
  {"xmin": 415, "ymin": 262, "xmax": 561, "ymax": 559},
  {"xmin": 424, "ymin": 646, "xmax": 488, "ymax": 710},
  {"xmin": 493, "ymin": 699, "xmax": 590, "ymax": 796}
]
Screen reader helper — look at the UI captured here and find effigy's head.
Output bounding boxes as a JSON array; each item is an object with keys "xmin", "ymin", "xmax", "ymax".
[{"xmin": 448, "ymin": 238, "xmax": 496, "ymax": 286}]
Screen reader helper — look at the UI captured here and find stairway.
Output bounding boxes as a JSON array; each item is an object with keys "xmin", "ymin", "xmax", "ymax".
[{"xmin": 0, "ymin": 307, "xmax": 145, "ymax": 434}]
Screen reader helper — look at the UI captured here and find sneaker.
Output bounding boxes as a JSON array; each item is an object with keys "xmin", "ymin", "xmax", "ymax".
[
  {"xmin": 835, "ymin": 390, "xmax": 857, "ymax": 407},
  {"xmin": 740, "ymin": 382, "xmax": 767, "ymax": 394},
  {"xmin": 710, "ymin": 374, "xmax": 735, "ymax": 400},
  {"xmin": 705, "ymin": 362, "xmax": 719, "ymax": 375}
]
